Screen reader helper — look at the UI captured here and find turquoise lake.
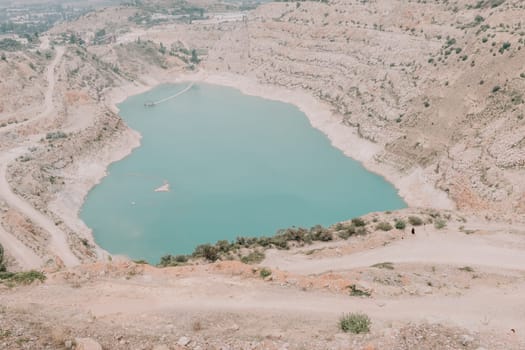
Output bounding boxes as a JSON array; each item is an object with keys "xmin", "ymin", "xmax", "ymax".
[{"xmin": 80, "ymin": 83, "xmax": 406, "ymax": 263}]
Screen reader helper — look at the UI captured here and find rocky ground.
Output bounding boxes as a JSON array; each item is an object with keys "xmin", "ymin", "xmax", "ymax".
[{"xmin": 2, "ymin": 216, "xmax": 525, "ymax": 349}]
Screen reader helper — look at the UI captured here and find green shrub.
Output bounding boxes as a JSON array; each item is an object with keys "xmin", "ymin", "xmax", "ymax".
[
  {"xmin": 310, "ymin": 225, "xmax": 333, "ymax": 241},
  {"xmin": 338, "ymin": 230, "xmax": 350, "ymax": 240},
  {"xmin": 459, "ymin": 266, "xmax": 474, "ymax": 272},
  {"xmin": 444, "ymin": 37, "xmax": 456, "ymax": 48},
  {"xmin": 259, "ymin": 268, "xmax": 272, "ymax": 278},
  {"xmin": 434, "ymin": 218, "xmax": 447, "ymax": 229},
  {"xmin": 241, "ymin": 251, "xmax": 265, "ymax": 264},
  {"xmin": 371, "ymin": 262, "xmax": 394, "ymax": 270},
  {"xmin": 408, "ymin": 216, "xmax": 423, "ymax": 226},
  {"xmin": 499, "ymin": 42, "xmax": 511, "ymax": 53},
  {"xmin": 0, "ymin": 270, "xmax": 46, "ymax": 284},
  {"xmin": 394, "ymin": 220, "xmax": 406, "ymax": 230},
  {"xmin": 193, "ymin": 244, "xmax": 219, "ymax": 262},
  {"xmin": 356, "ymin": 227, "xmax": 368, "ymax": 235},
  {"xmin": 133, "ymin": 260, "xmax": 149, "ymax": 265},
  {"xmin": 338, "ymin": 225, "xmax": 356, "ymax": 239},
  {"xmin": 351, "ymin": 217, "xmax": 366, "ymax": 227},
  {"xmin": 159, "ymin": 254, "xmax": 190, "ymax": 266},
  {"xmin": 174, "ymin": 254, "xmax": 189, "ymax": 263},
  {"xmin": 492, "ymin": 85, "xmax": 501, "ymax": 93},
  {"xmin": 375, "ymin": 222, "xmax": 393, "ymax": 231},
  {"xmin": 339, "ymin": 313, "xmax": 371, "ymax": 334},
  {"xmin": 45, "ymin": 131, "xmax": 67, "ymax": 140}
]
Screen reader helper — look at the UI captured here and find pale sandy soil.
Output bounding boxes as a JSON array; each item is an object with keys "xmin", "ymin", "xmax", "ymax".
[
  {"xmin": 1, "ymin": 225, "xmax": 524, "ymax": 349},
  {"xmin": 262, "ymin": 225, "xmax": 525, "ymax": 275},
  {"xmin": 0, "ymin": 47, "xmax": 64, "ymax": 134},
  {"xmin": 0, "ymin": 224, "xmax": 42, "ymax": 269}
]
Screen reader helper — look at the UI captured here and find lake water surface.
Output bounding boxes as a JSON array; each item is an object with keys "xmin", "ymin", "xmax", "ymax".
[{"xmin": 81, "ymin": 83, "xmax": 406, "ymax": 262}]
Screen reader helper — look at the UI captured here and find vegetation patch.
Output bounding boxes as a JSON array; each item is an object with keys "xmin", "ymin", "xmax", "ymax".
[
  {"xmin": 0, "ymin": 270, "xmax": 46, "ymax": 285},
  {"xmin": 348, "ymin": 284, "xmax": 371, "ymax": 297},
  {"xmin": 46, "ymin": 131, "xmax": 67, "ymax": 140},
  {"xmin": 394, "ymin": 219, "xmax": 406, "ymax": 230},
  {"xmin": 259, "ymin": 268, "xmax": 272, "ymax": 278},
  {"xmin": 240, "ymin": 251, "xmax": 265, "ymax": 264},
  {"xmin": 351, "ymin": 217, "xmax": 366, "ymax": 227},
  {"xmin": 408, "ymin": 216, "xmax": 423, "ymax": 226},
  {"xmin": 371, "ymin": 262, "xmax": 394, "ymax": 270},
  {"xmin": 159, "ymin": 224, "xmax": 340, "ymax": 267},
  {"xmin": 159, "ymin": 254, "xmax": 189, "ymax": 266},
  {"xmin": 375, "ymin": 221, "xmax": 393, "ymax": 231},
  {"xmin": 434, "ymin": 218, "xmax": 447, "ymax": 229},
  {"xmin": 459, "ymin": 266, "xmax": 475, "ymax": 273},
  {"xmin": 339, "ymin": 313, "xmax": 371, "ymax": 334},
  {"xmin": 0, "ymin": 38, "xmax": 23, "ymax": 51}
]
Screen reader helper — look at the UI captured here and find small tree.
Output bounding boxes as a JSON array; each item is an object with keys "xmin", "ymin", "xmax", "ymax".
[{"xmin": 190, "ymin": 49, "xmax": 200, "ymax": 64}]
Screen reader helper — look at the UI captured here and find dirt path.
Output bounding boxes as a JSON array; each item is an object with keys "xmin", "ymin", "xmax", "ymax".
[
  {"xmin": 0, "ymin": 46, "xmax": 64, "ymax": 133},
  {"xmin": 0, "ymin": 224, "xmax": 42, "ymax": 269},
  {"xmin": 0, "ymin": 148, "xmax": 80, "ymax": 267},
  {"xmin": 0, "ymin": 46, "xmax": 79, "ymax": 267},
  {"xmin": 3, "ymin": 267, "xmax": 524, "ymax": 344},
  {"xmin": 262, "ymin": 229, "xmax": 525, "ymax": 275}
]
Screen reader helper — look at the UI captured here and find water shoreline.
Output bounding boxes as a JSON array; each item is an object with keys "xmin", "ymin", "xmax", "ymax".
[
  {"xmin": 51, "ymin": 70, "xmax": 454, "ymax": 260},
  {"xmin": 107, "ymin": 71, "xmax": 454, "ymax": 209}
]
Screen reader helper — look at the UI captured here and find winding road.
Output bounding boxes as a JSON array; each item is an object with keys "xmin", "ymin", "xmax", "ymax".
[
  {"xmin": 0, "ymin": 46, "xmax": 80, "ymax": 267},
  {"xmin": 262, "ymin": 228, "xmax": 525, "ymax": 275}
]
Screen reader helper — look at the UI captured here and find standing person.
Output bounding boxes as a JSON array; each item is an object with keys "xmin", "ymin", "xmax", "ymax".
[{"xmin": 411, "ymin": 227, "xmax": 415, "ymax": 235}]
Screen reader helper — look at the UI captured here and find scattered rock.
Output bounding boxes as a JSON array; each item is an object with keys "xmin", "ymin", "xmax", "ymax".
[
  {"xmin": 228, "ymin": 323, "xmax": 240, "ymax": 331},
  {"xmin": 460, "ymin": 334, "xmax": 474, "ymax": 346},
  {"xmin": 75, "ymin": 337, "xmax": 102, "ymax": 350},
  {"xmin": 177, "ymin": 336, "xmax": 191, "ymax": 346}
]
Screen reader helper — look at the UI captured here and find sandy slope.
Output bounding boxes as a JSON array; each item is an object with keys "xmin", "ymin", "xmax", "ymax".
[
  {"xmin": 0, "ymin": 224, "xmax": 41, "ymax": 269},
  {"xmin": 1, "ymin": 47, "xmax": 64, "ymax": 133},
  {"xmin": 0, "ymin": 46, "xmax": 79, "ymax": 267},
  {"xmin": 0, "ymin": 147, "xmax": 80, "ymax": 267}
]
